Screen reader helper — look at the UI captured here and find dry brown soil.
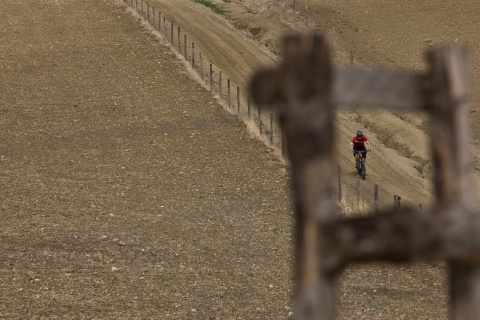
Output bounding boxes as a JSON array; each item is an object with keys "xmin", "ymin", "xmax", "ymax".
[{"xmin": 3, "ymin": 0, "xmax": 479, "ymax": 319}]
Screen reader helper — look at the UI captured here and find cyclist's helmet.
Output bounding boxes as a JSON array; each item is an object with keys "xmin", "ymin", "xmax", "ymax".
[{"xmin": 356, "ymin": 130, "xmax": 363, "ymax": 137}]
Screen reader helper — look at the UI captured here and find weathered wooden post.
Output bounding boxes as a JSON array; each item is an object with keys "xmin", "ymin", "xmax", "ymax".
[
  {"xmin": 184, "ymin": 35, "xmax": 187, "ymax": 59},
  {"xmin": 258, "ymin": 106, "xmax": 262, "ymax": 135},
  {"xmin": 393, "ymin": 194, "xmax": 401, "ymax": 211},
  {"xmin": 337, "ymin": 166, "xmax": 342, "ymax": 202},
  {"xmin": 209, "ymin": 64, "xmax": 213, "ymax": 91},
  {"xmin": 147, "ymin": 2, "xmax": 150, "ymax": 22},
  {"xmin": 426, "ymin": 45, "xmax": 478, "ymax": 320},
  {"xmin": 152, "ymin": 7, "xmax": 155, "ymax": 29},
  {"xmin": 270, "ymin": 112, "xmax": 274, "ymax": 144},
  {"xmin": 219, "ymin": 71, "xmax": 223, "ymax": 98},
  {"xmin": 170, "ymin": 21, "xmax": 173, "ymax": 44},
  {"xmin": 158, "ymin": 12, "xmax": 161, "ymax": 32},
  {"xmin": 200, "ymin": 53, "xmax": 204, "ymax": 81},
  {"xmin": 192, "ymin": 42, "xmax": 195, "ymax": 68},
  {"xmin": 227, "ymin": 79, "xmax": 231, "ymax": 108},
  {"xmin": 178, "ymin": 27, "xmax": 181, "ymax": 52},
  {"xmin": 356, "ymin": 176, "xmax": 361, "ymax": 210},
  {"xmin": 237, "ymin": 86, "xmax": 240, "ymax": 113}
]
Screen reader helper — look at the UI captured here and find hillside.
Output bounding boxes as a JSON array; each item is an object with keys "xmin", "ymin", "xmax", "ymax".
[
  {"xmin": 216, "ymin": 0, "xmax": 480, "ymax": 208},
  {"xmin": 151, "ymin": 0, "xmax": 460, "ymax": 211}
]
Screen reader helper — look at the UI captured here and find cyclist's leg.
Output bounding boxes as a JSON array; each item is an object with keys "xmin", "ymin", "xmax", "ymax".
[
  {"xmin": 361, "ymin": 147, "xmax": 367, "ymax": 160},
  {"xmin": 353, "ymin": 146, "xmax": 360, "ymax": 166}
]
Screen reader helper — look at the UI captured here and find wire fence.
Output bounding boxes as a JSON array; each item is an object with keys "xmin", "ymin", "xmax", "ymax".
[{"xmin": 122, "ymin": 0, "xmax": 285, "ymax": 157}]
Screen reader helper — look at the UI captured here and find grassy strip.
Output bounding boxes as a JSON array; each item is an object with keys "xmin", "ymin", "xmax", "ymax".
[{"xmin": 193, "ymin": 0, "xmax": 227, "ymax": 15}]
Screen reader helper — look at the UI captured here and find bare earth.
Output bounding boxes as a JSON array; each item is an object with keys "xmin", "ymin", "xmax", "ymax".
[{"xmin": 3, "ymin": 0, "xmax": 480, "ymax": 319}]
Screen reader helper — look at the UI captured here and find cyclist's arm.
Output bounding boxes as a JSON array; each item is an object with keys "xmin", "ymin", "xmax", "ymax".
[
  {"xmin": 349, "ymin": 142, "xmax": 354, "ymax": 150},
  {"xmin": 366, "ymin": 141, "xmax": 371, "ymax": 149}
]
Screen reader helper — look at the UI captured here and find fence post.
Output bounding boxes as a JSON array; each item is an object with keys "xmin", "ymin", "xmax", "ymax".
[
  {"xmin": 374, "ymin": 183, "xmax": 379, "ymax": 214},
  {"xmin": 219, "ymin": 72, "xmax": 223, "ymax": 98},
  {"xmin": 178, "ymin": 27, "xmax": 181, "ymax": 52},
  {"xmin": 147, "ymin": 2, "xmax": 150, "ymax": 22},
  {"xmin": 158, "ymin": 12, "xmax": 161, "ymax": 32},
  {"xmin": 209, "ymin": 64, "xmax": 213, "ymax": 91},
  {"xmin": 237, "ymin": 86, "xmax": 240, "ymax": 113},
  {"xmin": 337, "ymin": 166, "xmax": 342, "ymax": 202},
  {"xmin": 163, "ymin": 17, "xmax": 166, "ymax": 35},
  {"xmin": 270, "ymin": 112, "xmax": 274, "ymax": 144},
  {"xmin": 199, "ymin": 53, "xmax": 204, "ymax": 81},
  {"xmin": 184, "ymin": 35, "xmax": 187, "ymax": 59},
  {"xmin": 192, "ymin": 42, "xmax": 195, "ymax": 68},
  {"xmin": 227, "ymin": 79, "xmax": 231, "ymax": 108},
  {"xmin": 258, "ymin": 106, "xmax": 262, "ymax": 135},
  {"xmin": 393, "ymin": 195, "xmax": 401, "ymax": 211},
  {"xmin": 152, "ymin": 7, "xmax": 155, "ymax": 28},
  {"xmin": 170, "ymin": 21, "xmax": 173, "ymax": 44},
  {"xmin": 356, "ymin": 176, "xmax": 361, "ymax": 210}
]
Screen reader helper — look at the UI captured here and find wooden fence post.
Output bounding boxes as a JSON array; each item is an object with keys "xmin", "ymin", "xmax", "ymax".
[
  {"xmin": 158, "ymin": 12, "xmax": 161, "ymax": 32},
  {"xmin": 227, "ymin": 79, "xmax": 231, "ymax": 108},
  {"xmin": 270, "ymin": 112, "xmax": 274, "ymax": 144},
  {"xmin": 200, "ymin": 53, "xmax": 204, "ymax": 81},
  {"xmin": 393, "ymin": 195, "xmax": 401, "ymax": 211},
  {"xmin": 147, "ymin": 2, "xmax": 150, "ymax": 22},
  {"xmin": 337, "ymin": 166, "xmax": 342, "ymax": 202},
  {"xmin": 152, "ymin": 7, "xmax": 155, "ymax": 28},
  {"xmin": 356, "ymin": 176, "xmax": 361, "ymax": 210},
  {"xmin": 258, "ymin": 106, "xmax": 262, "ymax": 135},
  {"xmin": 219, "ymin": 72, "xmax": 223, "ymax": 98},
  {"xmin": 184, "ymin": 35, "xmax": 187, "ymax": 59},
  {"xmin": 170, "ymin": 21, "xmax": 173, "ymax": 44},
  {"xmin": 163, "ymin": 17, "xmax": 166, "ymax": 35},
  {"xmin": 237, "ymin": 86, "xmax": 240, "ymax": 113},
  {"xmin": 178, "ymin": 27, "xmax": 181, "ymax": 52},
  {"xmin": 209, "ymin": 64, "xmax": 213, "ymax": 91},
  {"xmin": 192, "ymin": 42, "xmax": 195, "ymax": 68}
]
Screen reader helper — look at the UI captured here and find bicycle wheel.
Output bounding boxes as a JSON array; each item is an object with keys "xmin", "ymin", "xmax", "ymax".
[{"xmin": 361, "ymin": 161, "xmax": 366, "ymax": 180}]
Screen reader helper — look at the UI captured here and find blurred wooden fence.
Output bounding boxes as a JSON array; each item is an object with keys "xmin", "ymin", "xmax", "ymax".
[{"xmin": 250, "ymin": 33, "xmax": 477, "ymax": 320}]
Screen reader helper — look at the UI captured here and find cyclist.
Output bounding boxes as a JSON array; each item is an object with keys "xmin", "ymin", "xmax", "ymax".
[{"xmin": 350, "ymin": 130, "xmax": 371, "ymax": 168}]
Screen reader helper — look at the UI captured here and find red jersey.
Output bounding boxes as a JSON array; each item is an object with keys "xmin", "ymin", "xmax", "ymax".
[{"xmin": 351, "ymin": 135, "xmax": 368, "ymax": 147}]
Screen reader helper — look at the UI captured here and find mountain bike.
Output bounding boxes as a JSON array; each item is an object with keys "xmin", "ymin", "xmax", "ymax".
[{"xmin": 353, "ymin": 150, "xmax": 368, "ymax": 180}]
